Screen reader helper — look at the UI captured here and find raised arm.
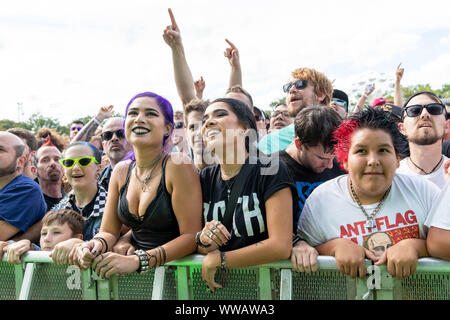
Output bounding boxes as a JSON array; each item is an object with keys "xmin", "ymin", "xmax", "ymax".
[
  {"xmin": 354, "ymin": 83, "xmax": 375, "ymax": 114},
  {"xmin": 163, "ymin": 8, "xmax": 196, "ymax": 107},
  {"xmin": 224, "ymin": 39, "xmax": 242, "ymax": 88},
  {"xmin": 72, "ymin": 105, "xmax": 114, "ymax": 142},
  {"xmin": 394, "ymin": 63, "xmax": 404, "ymax": 107},
  {"xmin": 194, "ymin": 76, "xmax": 206, "ymax": 100}
]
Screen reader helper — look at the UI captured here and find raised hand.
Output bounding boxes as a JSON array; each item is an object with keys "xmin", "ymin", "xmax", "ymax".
[
  {"xmin": 96, "ymin": 105, "xmax": 114, "ymax": 123},
  {"xmin": 163, "ymin": 8, "xmax": 182, "ymax": 49},
  {"xmin": 194, "ymin": 76, "xmax": 205, "ymax": 99},
  {"xmin": 224, "ymin": 39, "xmax": 240, "ymax": 68},
  {"xmin": 396, "ymin": 63, "xmax": 404, "ymax": 82}
]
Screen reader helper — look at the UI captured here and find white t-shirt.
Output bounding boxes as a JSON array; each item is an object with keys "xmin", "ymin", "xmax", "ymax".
[
  {"xmin": 396, "ymin": 156, "xmax": 448, "ymax": 189},
  {"xmin": 424, "ymin": 181, "xmax": 450, "ymax": 230},
  {"xmin": 298, "ymin": 174, "xmax": 440, "ymax": 252}
]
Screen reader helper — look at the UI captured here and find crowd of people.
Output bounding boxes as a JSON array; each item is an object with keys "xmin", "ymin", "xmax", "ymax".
[{"xmin": 1, "ymin": 8, "xmax": 450, "ymax": 293}]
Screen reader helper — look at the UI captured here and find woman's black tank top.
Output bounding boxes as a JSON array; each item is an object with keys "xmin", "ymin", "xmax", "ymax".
[{"xmin": 117, "ymin": 155, "xmax": 179, "ymax": 250}]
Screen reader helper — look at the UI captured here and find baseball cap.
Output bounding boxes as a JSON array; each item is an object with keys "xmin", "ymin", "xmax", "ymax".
[{"xmin": 372, "ymin": 97, "xmax": 386, "ymax": 108}]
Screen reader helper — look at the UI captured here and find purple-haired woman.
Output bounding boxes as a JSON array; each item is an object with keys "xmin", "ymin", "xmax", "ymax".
[{"xmin": 72, "ymin": 92, "xmax": 202, "ymax": 277}]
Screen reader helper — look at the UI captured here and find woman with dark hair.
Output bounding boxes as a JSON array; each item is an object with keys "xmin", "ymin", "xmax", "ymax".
[
  {"xmin": 297, "ymin": 108, "xmax": 440, "ymax": 280},
  {"xmin": 73, "ymin": 92, "xmax": 202, "ymax": 278},
  {"xmin": 52, "ymin": 141, "xmax": 105, "ymax": 241},
  {"xmin": 198, "ymin": 98, "xmax": 297, "ymax": 292}
]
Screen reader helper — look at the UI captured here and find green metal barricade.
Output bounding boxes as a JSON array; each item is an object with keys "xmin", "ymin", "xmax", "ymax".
[
  {"xmin": 1, "ymin": 252, "xmax": 450, "ymax": 300},
  {"xmin": 0, "ymin": 258, "xmax": 22, "ymax": 300}
]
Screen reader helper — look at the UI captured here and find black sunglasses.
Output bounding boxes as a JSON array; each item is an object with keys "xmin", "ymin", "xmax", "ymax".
[
  {"xmin": 101, "ymin": 129, "xmax": 125, "ymax": 141},
  {"xmin": 174, "ymin": 121, "xmax": 184, "ymax": 129},
  {"xmin": 70, "ymin": 126, "xmax": 83, "ymax": 131},
  {"xmin": 404, "ymin": 103, "xmax": 445, "ymax": 118},
  {"xmin": 282, "ymin": 80, "xmax": 309, "ymax": 93}
]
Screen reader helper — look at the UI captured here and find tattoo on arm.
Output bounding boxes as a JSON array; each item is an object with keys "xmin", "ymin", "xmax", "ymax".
[
  {"xmin": 255, "ymin": 241, "xmax": 264, "ymax": 246},
  {"xmin": 72, "ymin": 118, "xmax": 99, "ymax": 142}
]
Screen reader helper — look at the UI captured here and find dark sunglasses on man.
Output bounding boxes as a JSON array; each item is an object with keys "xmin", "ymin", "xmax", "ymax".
[
  {"xmin": 403, "ymin": 103, "xmax": 446, "ymax": 118},
  {"xmin": 282, "ymin": 80, "xmax": 310, "ymax": 93},
  {"xmin": 70, "ymin": 126, "xmax": 83, "ymax": 132},
  {"xmin": 101, "ymin": 129, "xmax": 126, "ymax": 141}
]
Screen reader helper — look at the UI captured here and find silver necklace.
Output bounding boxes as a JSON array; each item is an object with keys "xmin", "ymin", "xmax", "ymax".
[
  {"xmin": 134, "ymin": 152, "xmax": 164, "ymax": 192},
  {"xmin": 350, "ymin": 179, "xmax": 391, "ymax": 229}
]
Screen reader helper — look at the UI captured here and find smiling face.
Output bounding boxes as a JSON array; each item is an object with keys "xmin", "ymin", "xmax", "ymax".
[
  {"xmin": 344, "ymin": 128, "xmax": 400, "ymax": 204},
  {"xmin": 400, "ymin": 94, "xmax": 448, "ymax": 146},
  {"xmin": 125, "ymin": 96, "xmax": 171, "ymax": 149},
  {"xmin": 201, "ymin": 102, "xmax": 247, "ymax": 161},
  {"xmin": 63, "ymin": 145, "xmax": 99, "ymax": 191},
  {"xmin": 39, "ymin": 222, "xmax": 75, "ymax": 251}
]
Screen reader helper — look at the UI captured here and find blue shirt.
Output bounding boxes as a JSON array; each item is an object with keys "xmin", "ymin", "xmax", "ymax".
[
  {"xmin": 257, "ymin": 123, "xmax": 295, "ymax": 155},
  {"xmin": 0, "ymin": 175, "xmax": 47, "ymax": 233}
]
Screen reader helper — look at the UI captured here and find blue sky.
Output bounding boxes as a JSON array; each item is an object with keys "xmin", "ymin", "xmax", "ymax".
[{"xmin": 1, "ymin": 0, "xmax": 449, "ymax": 124}]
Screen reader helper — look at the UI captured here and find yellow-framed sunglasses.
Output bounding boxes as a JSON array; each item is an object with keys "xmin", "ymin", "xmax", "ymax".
[{"xmin": 59, "ymin": 156, "xmax": 99, "ymax": 169}]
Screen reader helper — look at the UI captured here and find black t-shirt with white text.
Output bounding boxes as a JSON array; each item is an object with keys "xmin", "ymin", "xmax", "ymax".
[{"xmin": 200, "ymin": 156, "xmax": 297, "ymax": 251}]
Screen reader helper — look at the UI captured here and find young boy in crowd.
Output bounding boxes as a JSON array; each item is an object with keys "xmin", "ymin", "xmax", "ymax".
[{"xmin": 0, "ymin": 209, "xmax": 84, "ymax": 264}]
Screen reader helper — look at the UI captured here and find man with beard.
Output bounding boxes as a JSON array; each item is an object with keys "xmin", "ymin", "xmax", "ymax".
[
  {"xmin": 397, "ymin": 91, "xmax": 450, "ymax": 189},
  {"xmin": 98, "ymin": 117, "xmax": 132, "ymax": 190},
  {"xmin": 34, "ymin": 144, "xmax": 64, "ymax": 209},
  {"xmin": 7, "ymin": 128, "xmax": 38, "ymax": 180},
  {"xmin": 258, "ymin": 67, "xmax": 333, "ymax": 155},
  {"xmin": 0, "ymin": 131, "xmax": 46, "ymax": 241}
]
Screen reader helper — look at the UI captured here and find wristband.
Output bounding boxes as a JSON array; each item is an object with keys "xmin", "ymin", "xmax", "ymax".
[
  {"xmin": 134, "ymin": 249, "xmax": 149, "ymax": 274},
  {"xmin": 93, "ymin": 236, "xmax": 108, "ymax": 253},
  {"xmin": 219, "ymin": 251, "xmax": 226, "ymax": 270},
  {"xmin": 93, "ymin": 117, "xmax": 101, "ymax": 125},
  {"xmin": 196, "ymin": 231, "xmax": 211, "ymax": 248}
]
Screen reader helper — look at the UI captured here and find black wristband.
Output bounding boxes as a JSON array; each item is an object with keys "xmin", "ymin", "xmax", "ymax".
[
  {"xmin": 196, "ymin": 231, "xmax": 211, "ymax": 248},
  {"xmin": 93, "ymin": 236, "xmax": 108, "ymax": 253}
]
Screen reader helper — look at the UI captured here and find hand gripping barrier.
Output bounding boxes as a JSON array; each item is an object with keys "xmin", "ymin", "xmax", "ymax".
[{"xmin": 2, "ymin": 252, "xmax": 450, "ymax": 300}]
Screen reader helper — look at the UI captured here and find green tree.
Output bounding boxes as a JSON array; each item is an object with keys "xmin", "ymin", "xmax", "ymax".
[
  {"xmin": 269, "ymin": 97, "xmax": 286, "ymax": 108},
  {"xmin": 24, "ymin": 112, "xmax": 66, "ymax": 134}
]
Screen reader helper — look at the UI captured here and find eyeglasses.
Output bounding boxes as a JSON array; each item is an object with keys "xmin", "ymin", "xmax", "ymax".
[
  {"xmin": 331, "ymin": 98, "xmax": 348, "ymax": 108},
  {"xmin": 272, "ymin": 111, "xmax": 289, "ymax": 118},
  {"xmin": 101, "ymin": 129, "xmax": 125, "ymax": 141},
  {"xmin": 282, "ymin": 80, "xmax": 310, "ymax": 93},
  {"xmin": 70, "ymin": 126, "xmax": 83, "ymax": 132},
  {"xmin": 404, "ymin": 103, "xmax": 445, "ymax": 118},
  {"xmin": 59, "ymin": 157, "xmax": 99, "ymax": 169}
]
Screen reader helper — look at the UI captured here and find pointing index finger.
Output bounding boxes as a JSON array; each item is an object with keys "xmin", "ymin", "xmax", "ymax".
[
  {"xmin": 168, "ymin": 8, "xmax": 178, "ymax": 29},
  {"xmin": 225, "ymin": 38, "xmax": 236, "ymax": 49},
  {"xmin": 397, "ymin": 62, "xmax": 402, "ymax": 69}
]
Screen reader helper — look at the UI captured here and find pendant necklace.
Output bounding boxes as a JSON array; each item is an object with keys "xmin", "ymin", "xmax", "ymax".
[
  {"xmin": 222, "ymin": 166, "xmax": 242, "ymax": 200},
  {"xmin": 134, "ymin": 152, "xmax": 164, "ymax": 192},
  {"xmin": 408, "ymin": 156, "xmax": 443, "ymax": 175},
  {"xmin": 350, "ymin": 179, "xmax": 391, "ymax": 229}
]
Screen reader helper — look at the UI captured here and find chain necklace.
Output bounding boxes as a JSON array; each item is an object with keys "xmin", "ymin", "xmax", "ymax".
[
  {"xmin": 134, "ymin": 152, "xmax": 164, "ymax": 192},
  {"xmin": 408, "ymin": 156, "xmax": 443, "ymax": 175},
  {"xmin": 136, "ymin": 151, "xmax": 164, "ymax": 168},
  {"xmin": 222, "ymin": 165, "xmax": 242, "ymax": 200},
  {"xmin": 349, "ymin": 179, "xmax": 391, "ymax": 229}
]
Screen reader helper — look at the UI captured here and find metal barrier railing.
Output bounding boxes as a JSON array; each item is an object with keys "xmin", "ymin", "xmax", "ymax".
[{"xmin": 2, "ymin": 252, "xmax": 450, "ymax": 300}]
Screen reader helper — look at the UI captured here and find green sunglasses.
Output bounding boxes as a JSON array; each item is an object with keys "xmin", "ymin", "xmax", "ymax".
[{"xmin": 59, "ymin": 156, "xmax": 99, "ymax": 169}]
